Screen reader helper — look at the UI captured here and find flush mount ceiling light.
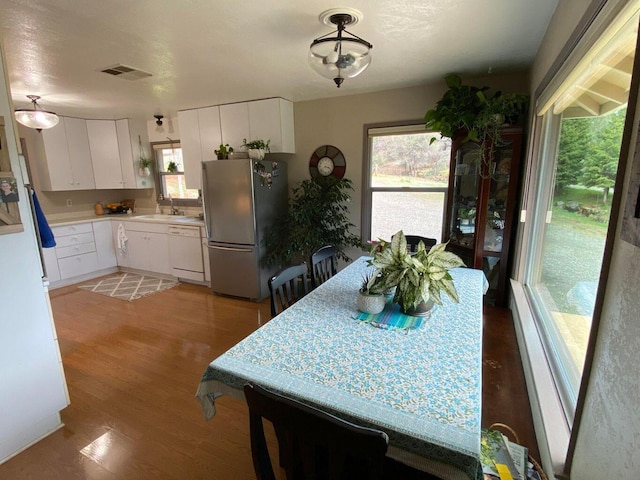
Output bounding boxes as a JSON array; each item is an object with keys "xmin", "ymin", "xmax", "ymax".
[
  {"xmin": 14, "ymin": 95, "xmax": 59, "ymax": 130},
  {"xmin": 309, "ymin": 8, "xmax": 373, "ymax": 88},
  {"xmin": 154, "ymin": 114, "xmax": 164, "ymax": 133}
]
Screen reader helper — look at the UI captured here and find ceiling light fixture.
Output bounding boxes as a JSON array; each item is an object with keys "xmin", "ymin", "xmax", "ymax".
[
  {"xmin": 309, "ymin": 8, "xmax": 373, "ymax": 88},
  {"xmin": 154, "ymin": 114, "xmax": 164, "ymax": 133},
  {"xmin": 14, "ymin": 95, "xmax": 59, "ymax": 131}
]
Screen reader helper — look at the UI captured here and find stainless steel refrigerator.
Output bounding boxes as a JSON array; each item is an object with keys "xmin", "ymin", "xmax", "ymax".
[{"xmin": 202, "ymin": 159, "xmax": 288, "ymax": 300}]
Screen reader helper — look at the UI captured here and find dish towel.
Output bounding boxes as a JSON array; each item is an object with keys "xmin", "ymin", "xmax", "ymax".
[
  {"xmin": 32, "ymin": 190, "xmax": 56, "ymax": 248},
  {"xmin": 117, "ymin": 223, "xmax": 128, "ymax": 253}
]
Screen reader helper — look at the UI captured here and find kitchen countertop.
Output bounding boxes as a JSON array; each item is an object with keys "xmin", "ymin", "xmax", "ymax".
[{"xmin": 48, "ymin": 213, "xmax": 205, "ymax": 227}]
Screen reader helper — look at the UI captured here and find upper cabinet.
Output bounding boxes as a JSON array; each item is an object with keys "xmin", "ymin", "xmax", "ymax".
[
  {"xmin": 178, "ymin": 106, "xmax": 222, "ymax": 189},
  {"xmin": 36, "ymin": 117, "xmax": 96, "ymax": 191},
  {"xmin": 248, "ymin": 98, "xmax": 295, "ymax": 153},
  {"xmin": 35, "ymin": 116, "xmax": 151, "ymax": 192},
  {"xmin": 87, "ymin": 120, "xmax": 122, "ymax": 189},
  {"xmin": 179, "ymin": 98, "xmax": 295, "ymax": 189},
  {"xmin": 219, "ymin": 103, "xmax": 250, "ymax": 153},
  {"xmin": 116, "ymin": 118, "xmax": 153, "ymax": 189}
]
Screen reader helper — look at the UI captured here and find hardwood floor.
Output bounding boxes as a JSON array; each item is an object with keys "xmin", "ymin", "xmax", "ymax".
[{"xmin": 0, "ymin": 281, "xmax": 538, "ymax": 479}]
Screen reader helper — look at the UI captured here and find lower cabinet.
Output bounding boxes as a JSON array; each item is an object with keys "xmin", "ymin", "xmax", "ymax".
[
  {"xmin": 119, "ymin": 221, "xmax": 171, "ymax": 275},
  {"xmin": 48, "ymin": 220, "xmax": 116, "ymax": 286}
]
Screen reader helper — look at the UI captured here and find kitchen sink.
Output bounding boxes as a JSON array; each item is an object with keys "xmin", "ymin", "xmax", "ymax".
[{"xmin": 133, "ymin": 214, "xmax": 202, "ymax": 223}]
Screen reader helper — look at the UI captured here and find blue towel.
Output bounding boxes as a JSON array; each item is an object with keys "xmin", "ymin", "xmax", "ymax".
[{"xmin": 32, "ymin": 191, "xmax": 56, "ymax": 248}]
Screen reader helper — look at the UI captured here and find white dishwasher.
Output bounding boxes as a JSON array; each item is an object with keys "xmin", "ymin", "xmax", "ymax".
[{"xmin": 168, "ymin": 225, "xmax": 204, "ymax": 281}]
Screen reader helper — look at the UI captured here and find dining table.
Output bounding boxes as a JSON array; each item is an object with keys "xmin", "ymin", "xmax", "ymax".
[{"xmin": 196, "ymin": 256, "xmax": 487, "ymax": 480}]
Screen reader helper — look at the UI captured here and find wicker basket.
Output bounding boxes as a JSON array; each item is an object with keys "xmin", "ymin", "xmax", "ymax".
[{"xmin": 489, "ymin": 423, "xmax": 548, "ymax": 480}]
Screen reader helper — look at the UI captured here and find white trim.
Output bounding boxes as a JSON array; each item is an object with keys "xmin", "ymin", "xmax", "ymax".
[
  {"xmin": 537, "ymin": 0, "xmax": 639, "ymax": 116},
  {"xmin": 510, "ymin": 279, "xmax": 571, "ymax": 479}
]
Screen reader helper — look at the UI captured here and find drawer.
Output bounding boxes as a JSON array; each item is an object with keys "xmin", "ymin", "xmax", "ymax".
[
  {"xmin": 52, "ymin": 222, "xmax": 93, "ymax": 237},
  {"xmin": 55, "ymin": 232, "xmax": 95, "ymax": 248},
  {"xmin": 122, "ymin": 221, "xmax": 169, "ymax": 234},
  {"xmin": 56, "ymin": 241, "xmax": 97, "ymax": 259},
  {"xmin": 58, "ymin": 252, "xmax": 99, "ymax": 279}
]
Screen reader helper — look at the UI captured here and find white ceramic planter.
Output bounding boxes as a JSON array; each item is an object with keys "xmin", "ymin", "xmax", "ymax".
[
  {"xmin": 248, "ymin": 148, "xmax": 265, "ymax": 161},
  {"xmin": 357, "ymin": 291, "xmax": 386, "ymax": 314}
]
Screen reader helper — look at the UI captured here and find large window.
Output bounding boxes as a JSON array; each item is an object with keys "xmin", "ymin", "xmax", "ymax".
[
  {"xmin": 363, "ymin": 125, "xmax": 451, "ymax": 243},
  {"xmin": 524, "ymin": 3, "xmax": 639, "ymax": 421},
  {"xmin": 152, "ymin": 141, "xmax": 199, "ymax": 204}
]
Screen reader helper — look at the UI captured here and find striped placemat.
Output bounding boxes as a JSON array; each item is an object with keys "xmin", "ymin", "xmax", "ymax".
[{"xmin": 355, "ymin": 299, "xmax": 426, "ymax": 331}]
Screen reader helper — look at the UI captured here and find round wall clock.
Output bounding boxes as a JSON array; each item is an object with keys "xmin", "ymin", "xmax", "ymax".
[{"xmin": 309, "ymin": 145, "xmax": 346, "ymax": 179}]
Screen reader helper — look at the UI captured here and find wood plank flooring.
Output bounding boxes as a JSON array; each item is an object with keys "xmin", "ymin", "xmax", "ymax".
[{"xmin": 0, "ymin": 280, "xmax": 538, "ymax": 479}]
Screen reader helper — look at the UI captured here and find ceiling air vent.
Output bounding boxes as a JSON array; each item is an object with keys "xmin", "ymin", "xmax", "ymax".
[{"xmin": 100, "ymin": 64, "xmax": 152, "ymax": 81}]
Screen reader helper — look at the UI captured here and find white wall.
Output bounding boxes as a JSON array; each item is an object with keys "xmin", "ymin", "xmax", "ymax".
[
  {"xmin": 0, "ymin": 41, "xmax": 68, "ymax": 464},
  {"xmin": 525, "ymin": 0, "xmax": 640, "ymax": 478}
]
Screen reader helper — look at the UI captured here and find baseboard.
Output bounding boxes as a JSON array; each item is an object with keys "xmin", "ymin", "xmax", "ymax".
[{"xmin": 0, "ymin": 413, "xmax": 64, "ymax": 465}]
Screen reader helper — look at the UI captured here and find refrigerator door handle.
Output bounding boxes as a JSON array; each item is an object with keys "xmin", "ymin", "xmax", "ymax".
[
  {"xmin": 201, "ymin": 162, "xmax": 210, "ymax": 239},
  {"xmin": 207, "ymin": 244, "xmax": 254, "ymax": 253}
]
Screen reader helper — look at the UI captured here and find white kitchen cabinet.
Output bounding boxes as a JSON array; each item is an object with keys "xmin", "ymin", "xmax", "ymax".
[
  {"xmin": 51, "ymin": 222, "xmax": 99, "ymax": 280},
  {"xmin": 36, "ymin": 116, "xmax": 96, "ymax": 191},
  {"xmin": 248, "ymin": 98, "xmax": 295, "ymax": 153},
  {"xmin": 219, "ymin": 98, "xmax": 295, "ymax": 154},
  {"xmin": 220, "ymin": 102, "xmax": 250, "ymax": 153},
  {"xmin": 87, "ymin": 119, "xmax": 124, "ymax": 189},
  {"xmin": 115, "ymin": 119, "xmax": 138, "ymax": 188},
  {"xmin": 93, "ymin": 220, "xmax": 117, "ymax": 270},
  {"xmin": 116, "ymin": 118, "xmax": 153, "ymax": 189},
  {"xmin": 179, "ymin": 106, "xmax": 222, "ymax": 189},
  {"xmin": 42, "ymin": 246, "xmax": 61, "ymax": 283},
  {"xmin": 121, "ymin": 221, "xmax": 171, "ymax": 275}
]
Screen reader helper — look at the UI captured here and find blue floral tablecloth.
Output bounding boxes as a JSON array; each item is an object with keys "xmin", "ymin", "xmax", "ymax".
[{"xmin": 196, "ymin": 257, "xmax": 485, "ymax": 480}]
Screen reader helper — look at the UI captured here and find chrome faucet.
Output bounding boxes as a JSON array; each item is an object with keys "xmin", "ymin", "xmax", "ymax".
[{"xmin": 169, "ymin": 196, "xmax": 182, "ymax": 215}]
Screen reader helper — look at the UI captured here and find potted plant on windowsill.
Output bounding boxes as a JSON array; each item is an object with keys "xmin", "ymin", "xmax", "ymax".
[
  {"xmin": 167, "ymin": 161, "xmax": 179, "ymax": 173},
  {"xmin": 368, "ymin": 230, "xmax": 465, "ymax": 316}
]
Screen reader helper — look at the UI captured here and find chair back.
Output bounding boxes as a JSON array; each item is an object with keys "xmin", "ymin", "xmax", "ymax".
[
  {"xmin": 404, "ymin": 235, "xmax": 437, "ymax": 253},
  {"xmin": 268, "ymin": 263, "xmax": 309, "ymax": 317},
  {"xmin": 244, "ymin": 383, "xmax": 389, "ymax": 480},
  {"xmin": 310, "ymin": 245, "xmax": 338, "ymax": 289}
]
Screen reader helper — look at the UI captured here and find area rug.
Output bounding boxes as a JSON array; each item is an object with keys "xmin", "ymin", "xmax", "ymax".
[{"xmin": 78, "ymin": 273, "xmax": 179, "ymax": 301}]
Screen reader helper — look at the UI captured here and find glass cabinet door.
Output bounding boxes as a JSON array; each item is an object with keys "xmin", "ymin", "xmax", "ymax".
[
  {"xmin": 483, "ymin": 140, "xmax": 513, "ymax": 254},
  {"xmin": 448, "ymin": 142, "xmax": 480, "ymax": 250}
]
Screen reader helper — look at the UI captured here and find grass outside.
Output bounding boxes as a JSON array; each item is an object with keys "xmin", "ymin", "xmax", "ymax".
[{"xmin": 372, "ymin": 173, "xmax": 448, "ymax": 189}]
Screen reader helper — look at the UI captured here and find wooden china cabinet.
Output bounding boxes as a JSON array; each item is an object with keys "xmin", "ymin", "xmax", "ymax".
[{"xmin": 444, "ymin": 126, "xmax": 523, "ymax": 307}]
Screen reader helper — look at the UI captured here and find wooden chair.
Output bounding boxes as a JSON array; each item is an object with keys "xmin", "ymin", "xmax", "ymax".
[
  {"xmin": 268, "ymin": 263, "xmax": 309, "ymax": 317},
  {"xmin": 309, "ymin": 245, "xmax": 338, "ymax": 289},
  {"xmin": 243, "ymin": 382, "xmax": 389, "ymax": 480},
  {"xmin": 404, "ymin": 235, "xmax": 437, "ymax": 253}
]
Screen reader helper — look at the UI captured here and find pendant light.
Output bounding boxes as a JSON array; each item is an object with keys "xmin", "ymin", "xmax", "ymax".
[
  {"xmin": 154, "ymin": 114, "xmax": 164, "ymax": 133},
  {"xmin": 14, "ymin": 95, "xmax": 59, "ymax": 130},
  {"xmin": 309, "ymin": 8, "xmax": 373, "ymax": 88}
]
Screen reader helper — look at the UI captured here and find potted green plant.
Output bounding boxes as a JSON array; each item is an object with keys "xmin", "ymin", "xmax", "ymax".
[
  {"xmin": 214, "ymin": 143, "xmax": 233, "ymax": 160},
  {"xmin": 263, "ymin": 176, "xmax": 363, "ymax": 267},
  {"xmin": 138, "ymin": 156, "xmax": 152, "ymax": 177},
  {"xmin": 368, "ymin": 230, "xmax": 465, "ymax": 316},
  {"xmin": 357, "ymin": 273, "xmax": 387, "ymax": 314},
  {"xmin": 424, "ymin": 74, "xmax": 528, "ymax": 148},
  {"xmin": 167, "ymin": 161, "xmax": 179, "ymax": 173},
  {"xmin": 243, "ymin": 138, "xmax": 271, "ymax": 161}
]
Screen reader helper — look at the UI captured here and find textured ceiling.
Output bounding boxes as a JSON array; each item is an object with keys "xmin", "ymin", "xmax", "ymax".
[{"xmin": 0, "ymin": 0, "xmax": 558, "ymax": 120}]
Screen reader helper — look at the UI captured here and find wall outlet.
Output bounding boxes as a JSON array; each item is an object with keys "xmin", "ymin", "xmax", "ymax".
[{"xmin": 66, "ymin": 199, "xmax": 72, "ymax": 207}]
